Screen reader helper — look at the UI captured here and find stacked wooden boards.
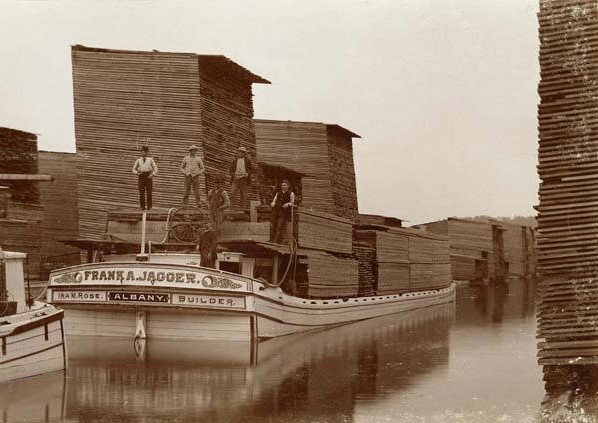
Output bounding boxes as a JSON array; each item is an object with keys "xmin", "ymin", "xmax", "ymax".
[
  {"xmin": 38, "ymin": 152, "xmax": 81, "ymax": 275},
  {"xmin": 71, "ymin": 45, "xmax": 269, "ymax": 240},
  {"xmin": 0, "ymin": 127, "xmax": 40, "ymax": 203},
  {"xmin": 422, "ymin": 218, "xmax": 536, "ymax": 282},
  {"xmin": 255, "ymin": 120, "xmax": 360, "ymax": 221},
  {"xmin": 0, "ymin": 127, "xmax": 46, "ymax": 280},
  {"xmin": 353, "ymin": 227, "xmax": 451, "ymax": 294},
  {"xmin": 536, "ymin": 1, "xmax": 598, "ymax": 365}
]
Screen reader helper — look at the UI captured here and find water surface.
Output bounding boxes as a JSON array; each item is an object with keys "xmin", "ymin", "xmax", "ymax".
[{"xmin": 4, "ymin": 279, "xmax": 589, "ymax": 422}]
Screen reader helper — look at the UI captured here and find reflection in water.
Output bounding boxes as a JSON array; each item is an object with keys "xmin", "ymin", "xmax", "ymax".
[
  {"xmin": 3, "ymin": 281, "xmax": 548, "ymax": 422},
  {"xmin": 60, "ymin": 303, "xmax": 454, "ymax": 422},
  {"xmin": 0, "ymin": 371, "xmax": 66, "ymax": 423}
]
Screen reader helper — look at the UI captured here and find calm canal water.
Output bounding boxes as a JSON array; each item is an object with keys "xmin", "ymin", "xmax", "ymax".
[{"xmin": 2, "ymin": 280, "xmax": 596, "ymax": 422}]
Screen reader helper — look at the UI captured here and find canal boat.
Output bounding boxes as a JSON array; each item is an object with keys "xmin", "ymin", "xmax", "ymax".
[
  {"xmin": 0, "ymin": 248, "xmax": 67, "ymax": 382},
  {"xmin": 47, "ymin": 207, "xmax": 455, "ymax": 341}
]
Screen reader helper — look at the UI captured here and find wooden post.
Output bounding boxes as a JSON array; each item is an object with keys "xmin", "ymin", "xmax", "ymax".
[
  {"xmin": 0, "ymin": 186, "xmax": 8, "ymax": 218},
  {"xmin": 249, "ymin": 200, "xmax": 260, "ymax": 223},
  {"xmin": 272, "ymin": 254, "xmax": 279, "ymax": 285}
]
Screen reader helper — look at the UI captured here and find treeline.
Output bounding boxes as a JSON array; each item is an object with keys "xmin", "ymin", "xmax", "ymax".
[{"xmin": 462, "ymin": 215, "xmax": 537, "ymax": 228}]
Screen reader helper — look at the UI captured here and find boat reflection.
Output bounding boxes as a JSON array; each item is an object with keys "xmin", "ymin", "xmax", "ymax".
[
  {"xmin": 63, "ymin": 302, "xmax": 455, "ymax": 422},
  {"xmin": 0, "ymin": 371, "xmax": 67, "ymax": 423}
]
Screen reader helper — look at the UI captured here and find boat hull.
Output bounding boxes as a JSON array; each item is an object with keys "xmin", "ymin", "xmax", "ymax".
[
  {"xmin": 48, "ymin": 262, "xmax": 456, "ymax": 341},
  {"xmin": 0, "ymin": 304, "xmax": 67, "ymax": 382}
]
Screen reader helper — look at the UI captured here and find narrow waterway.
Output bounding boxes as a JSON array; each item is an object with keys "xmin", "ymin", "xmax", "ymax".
[{"xmin": 3, "ymin": 280, "xmax": 594, "ymax": 422}]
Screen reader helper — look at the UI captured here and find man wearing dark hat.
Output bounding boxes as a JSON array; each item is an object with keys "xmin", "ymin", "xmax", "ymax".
[
  {"xmin": 132, "ymin": 146, "xmax": 158, "ymax": 210},
  {"xmin": 229, "ymin": 146, "xmax": 252, "ymax": 208},
  {"xmin": 270, "ymin": 179, "xmax": 295, "ymax": 244},
  {"xmin": 180, "ymin": 144, "xmax": 206, "ymax": 207}
]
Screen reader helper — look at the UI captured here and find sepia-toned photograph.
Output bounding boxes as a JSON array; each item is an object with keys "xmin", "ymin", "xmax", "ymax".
[{"xmin": 0, "ymin": 0, "xmax": 595, "ymax": 421}]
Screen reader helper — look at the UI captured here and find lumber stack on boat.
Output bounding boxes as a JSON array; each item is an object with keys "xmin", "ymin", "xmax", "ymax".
[
  {"xmin": 536, "ymin": 1, "xmax": 598, "ymax": 365},
  {"xmin": 295, "ymin": 208, "xmax": 353, "ymax": 253},
  {"xmin": 255, "ymin": 120, "xmax": 360, "ymax": 221},
  {"xmin": 353, "ymin": 227, "xmax": 451, "ymax": 295},
  {"xmin": 352, "ymin": 241, "xmax": 377, "ymax": 296},
  {"xmin": 71, "ymin": 45, "xmax": 268, "ymax": 240},
  {"xmin": 304, "ymin": 250, "xmax": 359, "ymax": 298}
]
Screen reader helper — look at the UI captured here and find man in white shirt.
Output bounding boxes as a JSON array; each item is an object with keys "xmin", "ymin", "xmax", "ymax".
[
  {"xmin": 180, "ymin": 144, "xmax": 206, "ymax": 207},
  {"xmin": 132, "ymin": 146, "xmax": 158, "ymax": 210},
  {"xmin": 229, "ymin": 146, "xmax": 252, "ymax": 209}
]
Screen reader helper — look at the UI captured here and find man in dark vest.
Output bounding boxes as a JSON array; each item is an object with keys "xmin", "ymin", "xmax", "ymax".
[
  {"xmin": 207, "ymin": 175, "xmax": 230, "ymax": 232},
  {"xmin": 270, "ymin": 180, "xmax": 295, "ymax": 244}
]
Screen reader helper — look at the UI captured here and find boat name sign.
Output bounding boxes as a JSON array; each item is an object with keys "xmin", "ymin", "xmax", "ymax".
[
  {"xmin": 50, "ymin": 266, "xmax": 248, "ymax": 292},
  {"xmin": 52, "ymin": 290, "xmax": 245, "ymax": 309}
]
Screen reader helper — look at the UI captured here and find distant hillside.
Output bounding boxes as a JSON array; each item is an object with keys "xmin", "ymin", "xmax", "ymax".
[{"xmin": 461, "ymin": 215, "xmax": 537, "ymax": 228}]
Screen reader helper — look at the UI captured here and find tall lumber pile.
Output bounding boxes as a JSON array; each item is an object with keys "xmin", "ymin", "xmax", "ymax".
[
  {"xmin": 72, "ymin": 45, "xmax": 269, "ymax": 239},
  {"xmin": 536, "ymin": 1, "xmax": 598, "ymax": 365},
  {"xmin": 0, "ymin": 127, "xmax": 39, "ymax": 203},
  {"xmin": 255, "ymin": 120, "xmax": 360, "ymax": 221},
  {"xmin": 353, "ymin": 227, "xmax": 450, "ymax": 294},
  {"xmin": 0, "ymin": 127, "xmax": 44, "ymax": 280},
  {"xmin": 38, "ymin": 152, "xmax": 80, "ymax": 274}
]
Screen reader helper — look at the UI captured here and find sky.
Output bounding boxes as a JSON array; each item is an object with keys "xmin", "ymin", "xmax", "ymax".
[{"xmin": 0, "ymin": 0, "xmax": 540, "ymax": 225}]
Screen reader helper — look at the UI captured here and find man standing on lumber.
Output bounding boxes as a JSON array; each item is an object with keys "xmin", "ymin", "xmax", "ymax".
[
  {"xmin": 180, "ymin": 144, "xmax": 206, "ymax": 207},
  {"xmin": 270, "ymin": 180, "xmax": 295, "ymax": 244},
  {"xmin": 229, "ymin": 146, "xmax": 252, "ymax": 209},
  {"xmin": 207, "ymin": 174, "xmax": 230, "ymax": 233},
  {"xmin": 132, "ymin": 146, "xmax": 158, "ymax": 211}
]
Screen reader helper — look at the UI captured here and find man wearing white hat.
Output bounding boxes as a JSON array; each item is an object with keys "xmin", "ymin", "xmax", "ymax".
[
  {"xmin": 180, "ymin": 144, "xmax": 205, "ymax": 207},
  {"xmin": 229, "ymin": 146, "xmax": 252, "ymax": 208}
]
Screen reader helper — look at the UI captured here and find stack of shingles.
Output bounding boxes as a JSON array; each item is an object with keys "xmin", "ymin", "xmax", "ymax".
[
  {"xmin": 353, "ymin": 227, "xmax": 450, "ymax": 295},
  {"xmin": 72, "ymin": 46, "xmax": 268, "ymax": 240},
  {"xmin": 536, "ymin": 1, "xmax": 598, "ymax": 365}
]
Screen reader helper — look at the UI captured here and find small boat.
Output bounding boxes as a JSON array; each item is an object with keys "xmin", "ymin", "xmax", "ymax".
[
  {"xmin": 47, "ymin": 207, "xmax": 455, "ymax": 341},
  {"xmin": 0, "ymin": 248, "xmax": 67, "ymax": 382}
]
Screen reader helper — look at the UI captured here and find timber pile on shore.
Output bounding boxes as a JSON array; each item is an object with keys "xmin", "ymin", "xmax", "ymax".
[{"xmin": 536, "ymin": 1, "xmax": 598, "ymax": 365}]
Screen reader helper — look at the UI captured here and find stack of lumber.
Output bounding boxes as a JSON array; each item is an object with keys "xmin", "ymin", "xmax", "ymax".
[
  {"xmin": 295, "ymin": 208, "xmax": 353, "ymax": 253},
  {"xmin": 0, "ymin": 202, "xmax": 43, "ymax": 280},
  {"xmin": 354, "ymin": 227, "xmax": 450, "ymax": 294},
  {"xmin": 0, "ymin": 127, "xmax": 40, "ymax": 203},
  {"xmin": 352, "ymin": 242, "xmax": 377, "ymax": 296},
  {"xmin": 255, "ymin": 120, "xmax": 360, "ymax": 221},
  {"xmin": 71, "ymin": 45, "xmax": 268, "ymax": 240},
  {"xmin": 536, "ymin": 1, "xmax": 598, "ymax": 365},
  {"xmin": 38, "ymin": 151, "xmax": 80, "ymax": 260},
  {"xmin": 423, "ymin": 218, "xmax": 495, "ymax": 281},
  {"xmin": 303, "ymin": 250, "xmax": 359, "ymax": 298}
]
